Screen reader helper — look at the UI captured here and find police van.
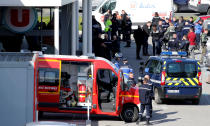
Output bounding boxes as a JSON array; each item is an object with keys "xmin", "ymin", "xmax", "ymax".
[{"xmin": 139, "ymin": 52, "xmax": 202, "ymax": 104}]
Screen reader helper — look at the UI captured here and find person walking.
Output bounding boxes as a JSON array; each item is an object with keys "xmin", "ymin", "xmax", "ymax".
[
  {"xmin": 138, "ymin": 75, "xmax": 153, "ymax": 125},
  {"xmin": 200, "ymin": 29, "xmax": 209, "ymax": 64},
  {"xmin": 188, "ymin": 28, "xmax": 196, "ymax": 59},
  {"xmin": 134, "ymin": 26, "xmax": 144, "ymax": 59},
  {"xmin": 142, "ymin": 21, "xmax": 152, "ymax": 56}
]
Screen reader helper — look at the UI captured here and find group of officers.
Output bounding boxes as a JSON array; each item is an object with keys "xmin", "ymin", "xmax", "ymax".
[
  {"xmin": 113, "ymin": 53, "xmax": 153, "ymax": 125},
  {"xmin": 134, "ymin": 12, "xmax": 209, "ymax": 62}
]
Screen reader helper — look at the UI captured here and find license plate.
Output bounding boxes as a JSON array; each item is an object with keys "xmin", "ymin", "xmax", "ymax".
[{"xmin": 167, "ymin": 90, "xmax": 179, "ymax": 93}]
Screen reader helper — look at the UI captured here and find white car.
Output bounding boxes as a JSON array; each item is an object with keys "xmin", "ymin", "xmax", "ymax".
[{"xmin": 188, "ymin": 0, "xmax": 210, "ymax": 15}]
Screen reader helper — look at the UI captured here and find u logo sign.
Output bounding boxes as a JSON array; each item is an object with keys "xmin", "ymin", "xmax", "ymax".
[
  {"xmin": 10, "ymin": 9, "xmax": 30, "ymax": 27},
  {"xmin": 4, "ymin": 7, "xmax": 37, "ymax": 33}
]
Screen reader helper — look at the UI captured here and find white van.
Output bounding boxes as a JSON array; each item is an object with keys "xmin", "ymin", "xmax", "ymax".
[
  {"xmin": 92, "ymin": 0, "xmax": 174, "ymax": 30},
  {"xmin": 188, "ymin": 0, "xmax": 210, "ymax": 15}
]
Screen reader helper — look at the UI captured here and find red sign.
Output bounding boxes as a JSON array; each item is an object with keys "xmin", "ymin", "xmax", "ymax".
[{"xmin": 4, "ymin": 7, "xmax": 37, "ymax": 33}]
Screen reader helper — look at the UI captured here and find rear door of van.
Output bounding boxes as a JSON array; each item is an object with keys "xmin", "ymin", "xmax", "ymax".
[{"xmin": 164, "ymin": 60, "xmax": 201, "ymax": 97}]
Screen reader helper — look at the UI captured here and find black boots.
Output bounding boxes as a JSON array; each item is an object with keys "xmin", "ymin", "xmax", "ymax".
[{"xmin": 146, "ymin": 118, "xmax": 151, "ymax": 125}]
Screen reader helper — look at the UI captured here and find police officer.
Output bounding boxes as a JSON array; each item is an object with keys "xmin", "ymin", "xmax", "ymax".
[
  {"xmin": 182, "ymin": 21, "xmax": 191, "ymax": 37},
  {"xmin": 139, "ymin": 75, "xmax": 153, "ymax": 125},
  {"xmin": 120, "ymin": 57, "xmax": 133, "ymax": 83},
  {"xmin": 168, "ymin": 33, "xmax": 180, "ymax": 51},
  {"xmin": 145, "ymin": 75, "xmax": 153, "ymax": 118},
  {"xmin": 113, "ymin": 53, "xmax": 123, "ymax": 69},
  {"xmin": 126, "ymin": 72, "xmax": 136, "ymax": 90}
]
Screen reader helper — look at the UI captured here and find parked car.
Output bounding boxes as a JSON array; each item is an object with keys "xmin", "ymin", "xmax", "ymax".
[
  {"xmin": 188, "ymin": 0, "xmax": 210, "ymax": 15},
  {"xmin": 194, "ymin": 15, "xmax": 210, "ymax": 23}
]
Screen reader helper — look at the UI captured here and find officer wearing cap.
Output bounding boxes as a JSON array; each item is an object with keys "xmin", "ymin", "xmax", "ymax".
[
  {"xmin": 113, "ymin": 53, "xmax": 123, "ymax": 69},
  {"xmin": 138, "ymin": 75, "xmax": 153, "ymax": 125},
  {"xmin": 120, "ymin": 57, "xmax": 133, "ymax": 83}
]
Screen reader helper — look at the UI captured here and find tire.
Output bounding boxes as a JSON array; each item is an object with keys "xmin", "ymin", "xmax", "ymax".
[
  {"xmin": 154, "ymin": 88, "xmax": 163, "ymax": 104},
  {"xmin": 120, "ymin": 105, "xmax": 139, "ymax": 122},
  {"xmin": 207, "ymin": 8, "xmax": 210, "ymax": 15},
  {"xmin": 192, "ymin": 99, "xmax": 200, "ymax": 105},
  {"xmin": 173, "ymin": 4, "xmax": 178, "ymax": 12}
]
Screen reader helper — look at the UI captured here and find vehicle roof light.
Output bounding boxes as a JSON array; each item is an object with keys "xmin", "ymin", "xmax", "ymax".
[{"xmin": 161, "ymin": 51, "xmax": 187, "ymax": 56}]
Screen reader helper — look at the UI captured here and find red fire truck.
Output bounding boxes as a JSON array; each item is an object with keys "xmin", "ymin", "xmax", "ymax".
[{"xmin": 37, "ymin": 54, "xmax": 140, "ymax": 122}]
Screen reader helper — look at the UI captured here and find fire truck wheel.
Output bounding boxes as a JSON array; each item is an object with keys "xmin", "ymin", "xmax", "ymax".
[{"xmin": 120, "ymin": 105, "xmax": 139, "ymax": 122}]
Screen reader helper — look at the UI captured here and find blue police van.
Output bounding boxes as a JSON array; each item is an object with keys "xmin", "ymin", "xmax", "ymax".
[{"xmin": 139, "ymin": 52, "xmax": 202, "ymax": 105}]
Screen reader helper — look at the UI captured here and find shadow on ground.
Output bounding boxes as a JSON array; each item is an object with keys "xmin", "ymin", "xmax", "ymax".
[{"xmin": 134, "ymin": 109, "xmax": 180, "ymax": 125}]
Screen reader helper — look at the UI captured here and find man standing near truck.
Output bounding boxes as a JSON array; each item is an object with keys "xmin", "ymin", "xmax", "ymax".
[{"xmin": 138, "ymin": 75, "xmax": 153, "ymax": 125}]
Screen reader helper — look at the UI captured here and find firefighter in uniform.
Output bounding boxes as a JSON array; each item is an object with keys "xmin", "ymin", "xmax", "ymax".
[
  {"xmin": 145, "ymin": 75, "xmax": 153, "ymax": 117},
  {"xmin": 138, "ymin": 75, "xmax": 153, "ymax": 125},
  {"xmin": 120, "ymin": 58, "xmax": 133, "ymax": 83}
]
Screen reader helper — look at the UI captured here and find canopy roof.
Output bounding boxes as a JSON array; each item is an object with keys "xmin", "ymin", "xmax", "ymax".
[{"xmin": 0, "ymin": 0, "xmax": 77, "ymax": 7}]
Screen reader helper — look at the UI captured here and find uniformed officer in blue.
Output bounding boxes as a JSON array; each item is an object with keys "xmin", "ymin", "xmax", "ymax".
[
  {"xmin": 138, "ymin": 75, "xmax": 153, "ymax": 125},
  {"xmin": 113, "ymin": 53, "xmax": 123, "ymax": 69},
  {"xmin": 126, "ymin": 72, "xmax": 136, "ymax": 90},
  {"xmin": 120, "ymin": 57, "xmax": 133, "ymax": 83},
  {"xmin": 146, "ymin": 75, "xmax": 154, "ymax": 118}
]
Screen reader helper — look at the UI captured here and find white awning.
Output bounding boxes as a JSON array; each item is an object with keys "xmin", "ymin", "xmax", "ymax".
[{"xmin": 0, "ymin": 0, "xmax": 78, "ymax": 7}]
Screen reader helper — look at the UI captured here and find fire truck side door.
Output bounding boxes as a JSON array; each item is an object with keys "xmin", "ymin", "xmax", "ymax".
[{"xmin": 38, "ymin": 59, "xmax": 61, "ymax": 108}]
